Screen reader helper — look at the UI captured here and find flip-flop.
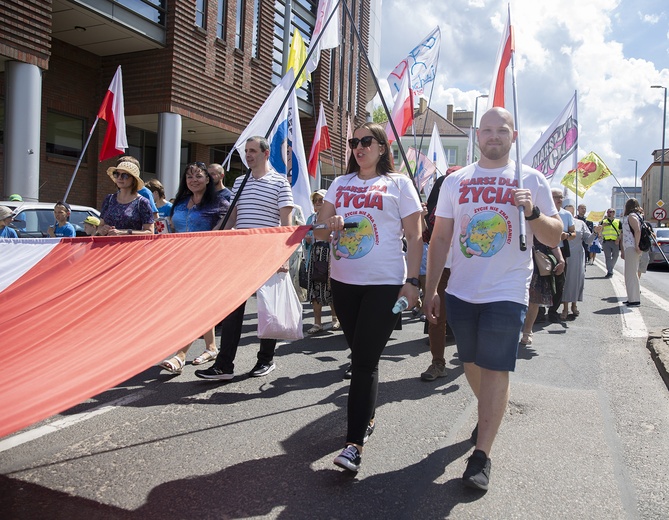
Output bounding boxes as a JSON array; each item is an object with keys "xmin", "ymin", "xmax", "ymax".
[
  {"xmin": 192, "ymin": 350, "xmax": 218, "ymax": 365},
  {"xmin": 159, "ymin": 356, "xmax": 185, "ymax": 374}
]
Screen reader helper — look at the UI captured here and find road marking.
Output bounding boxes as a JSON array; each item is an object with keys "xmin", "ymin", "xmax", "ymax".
[
  {"xmin": 595, "ymin": 259, "xmax": 648, "ymax": 338},
  {"xmin": 0, "ymin": 389, "xmax": 155, "ymax": 453}
]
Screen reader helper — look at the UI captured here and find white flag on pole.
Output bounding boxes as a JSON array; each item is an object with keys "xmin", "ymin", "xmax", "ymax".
[
  {"xmin": 305, "ymin": 0, "xmax": 340, "ymax": 74},
  {"xmin": 387, "ymin": 27, "xmax": 440, "ymax": 99}
]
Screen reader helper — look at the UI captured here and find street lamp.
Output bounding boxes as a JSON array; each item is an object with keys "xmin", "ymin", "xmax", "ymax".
[
  {"xmin": 628, "ymin": 158, "xmax": 638, "ymax": 191},
  {"xmin": 651, "ymin": 85, "xmax": 667, "ymax": 205}
]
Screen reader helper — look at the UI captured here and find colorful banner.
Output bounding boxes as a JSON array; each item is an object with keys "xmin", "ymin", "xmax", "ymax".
[
  {"xmin": 560, "ymin": 152, "xmax": 612, "ymax": 198},
  {"xmin": 387, "ymin": 26, "xmax": 441, "ymax": 99}
]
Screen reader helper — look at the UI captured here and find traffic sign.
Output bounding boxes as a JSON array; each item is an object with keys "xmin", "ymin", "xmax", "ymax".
[
  {"xmin": 658, "ymin": 200, "xmax": 665, "ymax": 208},
  {"xmin": 653, "ymin": 207, "xmax": 666, "ymax": 221}
]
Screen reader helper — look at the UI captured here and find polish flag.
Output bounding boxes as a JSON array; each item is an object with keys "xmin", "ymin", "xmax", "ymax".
[
  {"xmin": 386, "ymin": 63, "xmax": 414, "ymax": 144},
  {"xmin": 308, "ymin": 104, "xmax": 331, "ymax": 178},
  {"xmin": 98, "ymin": 65, "xmax": 128, "ymax": 162},
  {"xmin": 0, "ymin": 227, "xmax": 309, "ymax": 439},
  {"xmin": 487, "ymin": 9, "xmax": 514, "ymax": 109}
]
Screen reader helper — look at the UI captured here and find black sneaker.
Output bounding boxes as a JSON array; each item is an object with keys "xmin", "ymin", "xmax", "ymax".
[
  {"xmin": 364, "ymin": 421, "xmax": 375, "ymax": 443},
  {"xmin": 194, "ymin": 366, "xmax": 234, "ymax": 381},
  {"xmin": 333, "ymin": 445, "xmax": 361, "ymax": 472},
  {"xmin": 462, "ymin": 449, "xmax": 491, "ymax": 490},
  {"xmin": 249, "ymin": 361, "xmax": 276, "ymax": 377},
  {"xmin": 470, "ymin": 423, "xmax": 478, "ymax": 445}
]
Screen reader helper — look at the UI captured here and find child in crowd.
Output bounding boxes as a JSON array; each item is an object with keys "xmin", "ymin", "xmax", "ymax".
[{"xmin": 48, "ymin": 201, "xmax": 76, "ymax": 237}]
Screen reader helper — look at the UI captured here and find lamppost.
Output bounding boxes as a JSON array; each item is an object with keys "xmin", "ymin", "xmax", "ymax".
[
  {"xmin": 628, "ymin": 158, "xmax": 638, "ymax": 191},
  {"xmin": 473, "ymin": 94, "xmax": 489, "ymax": 158},
  {"xmin": 651, "ymin": 85, "xmax": 667, "ymax": 205}
]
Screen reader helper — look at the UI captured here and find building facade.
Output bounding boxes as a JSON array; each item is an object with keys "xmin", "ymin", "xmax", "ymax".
[
  {"xmin": 0, "ymin": 0, "xmax": 372, "ymax": 207},
  {"xmin": 641, "ymin": 148, "xmax": 669, "ymax": 227}
]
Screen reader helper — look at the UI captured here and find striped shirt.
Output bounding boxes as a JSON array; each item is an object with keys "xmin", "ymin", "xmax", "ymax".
[{"xmin": 232, "ymin": 169, "xmax": 293, "ymax": 229}]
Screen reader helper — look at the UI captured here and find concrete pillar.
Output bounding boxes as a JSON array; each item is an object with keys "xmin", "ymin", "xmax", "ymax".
[
  {"xmin": 4, "ymin": 62, "xmax": 42, "ymax": 201},
  {"xmin": 156, "ymin": 112, "xmax": 182, "ymax": 199}
]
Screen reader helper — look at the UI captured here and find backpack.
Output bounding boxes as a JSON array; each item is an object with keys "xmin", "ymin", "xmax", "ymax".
[{"xmin": 631, "ymin": 214, "xmax": 653, "ymax": 252}]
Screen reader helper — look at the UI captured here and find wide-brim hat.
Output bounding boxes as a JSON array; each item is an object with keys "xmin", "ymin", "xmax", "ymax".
[
  {"xmin": 0, "ymin": 205, "xmax": 15, "ymax": 220},
  {"xmin": 106, "ymin": 162, "xmax": 144, "ymax": 190},
  {"xmin": 310, "ymin": 189, "xmax": 327, "ymax": 202}
]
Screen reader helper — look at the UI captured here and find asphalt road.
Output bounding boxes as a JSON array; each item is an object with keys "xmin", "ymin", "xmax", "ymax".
[{"xmin": 1, "ymin": 258, "xmax": 669, "ymax": 519}]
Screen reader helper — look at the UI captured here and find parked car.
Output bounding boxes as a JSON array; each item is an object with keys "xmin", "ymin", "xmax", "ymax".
[
  {"xmin": 649, "ymin": 227, "xmax": 669, "ymax": 266},
  {"xmin": 2, "ymin": 201, "xmax": 100, "ymax": 238}
]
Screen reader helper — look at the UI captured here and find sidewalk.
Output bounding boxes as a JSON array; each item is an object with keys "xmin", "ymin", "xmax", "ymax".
[{"xmin": 648, "ymin": 328, "xmax": 669, "ymax": 390}]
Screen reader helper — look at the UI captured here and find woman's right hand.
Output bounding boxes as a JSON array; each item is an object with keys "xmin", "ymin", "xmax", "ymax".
[{"xmin": 327, "ymin": 215, "xmax": 345, "ymax": 231}]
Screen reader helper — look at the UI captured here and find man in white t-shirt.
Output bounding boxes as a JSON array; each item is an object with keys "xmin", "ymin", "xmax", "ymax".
[
  {"xmin": 195, "ymin": 136, "xmax": 294, "ymax": 381},
  {"xmin": 424, "ymin": 108, "xmax": 562, "ymax": 491}
]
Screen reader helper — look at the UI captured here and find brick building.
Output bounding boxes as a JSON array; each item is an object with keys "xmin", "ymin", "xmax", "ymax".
[{"xmin": 0, "ymin": 0, "xmax": 372, "ymax": 207}]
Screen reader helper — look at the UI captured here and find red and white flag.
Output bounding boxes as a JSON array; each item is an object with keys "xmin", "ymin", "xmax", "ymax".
[
  {"xmin": 487, "ymin": 8, "xmax": 514, "ymax": 109},
  {"xmin": 305, "ymin": 0, "xmax": 340, "ymax": 74},
  {"xmin": 308, "ymin": 104, "xmax": 331, "ymax": 178},
  {"xmin": 0, "ymin": 227, "xmax": 309, "ymax": 439},
  {"xmin": 97, "ymin": 65, "xmax": 128, "ymax": 162},
  {"xmin": 386, "ymin": 64, "xmax": 414, "ymax": 144}
]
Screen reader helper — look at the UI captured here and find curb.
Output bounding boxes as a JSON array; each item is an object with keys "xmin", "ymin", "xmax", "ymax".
[{"xmin": 647, "ymin": 329, "xmax": 669, "ymax": 391}]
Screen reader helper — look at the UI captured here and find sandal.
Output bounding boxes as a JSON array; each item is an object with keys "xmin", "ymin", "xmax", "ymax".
[
  {"xmin": 192, "ymin": 349, "xmax": 218, "ymax": 365},
  {"xmin": 307, "ymin": 324, "xmax": 323, "ymax": 334},
  {"xmin": 520, "ymin": 332, "xmax": 533, "ymax": 345},
  {"xmin": 159, "ymin": 356, "xmax": 185, "ymax": 374},
  {"xmin": 571, "ymin": 306, "xmax": 580, "ymax": 317},
  {"xmin": 560, "ymin": 310, "xmax": 569, "ymax": 321},
  {"xmin": 331, "ymin": 320, "xmax": 341, "ymax": 331}
]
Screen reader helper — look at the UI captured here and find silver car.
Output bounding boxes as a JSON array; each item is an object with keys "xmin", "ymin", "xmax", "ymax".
[
  {"xmin": 649, "ymin": 227, "xmax": 669, "ymax": 266},
  {"xmin": 2, "ymin": 200, "xmax": 100, "ymax": 238}
]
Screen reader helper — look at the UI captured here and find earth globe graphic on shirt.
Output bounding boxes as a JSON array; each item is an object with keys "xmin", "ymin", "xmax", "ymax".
[
  {"xmin": 460, "ymin": 211, "xmax": 508, "ymax": 258},
  {"xmin": 334, "ymin": 215, "xmax": 375, "ymax": 260}
]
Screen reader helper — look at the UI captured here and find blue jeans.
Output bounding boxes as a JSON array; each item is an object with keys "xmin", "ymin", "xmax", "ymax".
[{"xmin": 445, "ymin": 293, "xmax": 527, "ymax": 372}]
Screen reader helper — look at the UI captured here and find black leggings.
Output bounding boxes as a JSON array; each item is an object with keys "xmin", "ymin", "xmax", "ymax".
[{"xmin": 331, "ymin": 279, "xmax": 401, "ymax": 446}]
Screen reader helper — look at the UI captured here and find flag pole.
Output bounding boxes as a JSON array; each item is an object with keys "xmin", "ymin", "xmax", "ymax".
[
  {"xmin": 63, "ymin": 117, "xmax": 100, "ymax": 204},
  {"xmin": 508, "ymin": 4, "xmax": 527, "ymax": 251},
  {"xmin": 340, "ymin": 0, "xmax": 417, "ymax": 196},
  {"xmin": 574, "ymin": 90, "xmax": 579, "ymax": 209},
  {"xmin": 220, "ymin": 0, "xmax": 342, "ymax": 230}
]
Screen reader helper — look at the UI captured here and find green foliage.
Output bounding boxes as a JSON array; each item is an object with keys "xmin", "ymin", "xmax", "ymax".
[{"xmin": 372, "ymin": 105, "xmax": 388, "ymax": 124}]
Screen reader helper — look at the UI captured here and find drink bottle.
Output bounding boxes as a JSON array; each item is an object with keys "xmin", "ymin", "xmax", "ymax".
[{"xmin": 392, "ymin": 296, "xmax": 409, "ymax": 314}]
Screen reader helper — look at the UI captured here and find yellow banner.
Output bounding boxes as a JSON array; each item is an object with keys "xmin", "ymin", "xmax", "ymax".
[{"xmin": 561, "ymin": 152, "xmax": 612, "ymax": 198}]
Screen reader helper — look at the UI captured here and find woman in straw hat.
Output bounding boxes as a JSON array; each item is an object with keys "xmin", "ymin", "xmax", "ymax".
[
  {"xmin": 0, "ymin": 205, "xmax": 18, "ymax": 238},
  {"xmin": 97, "ymin": 161, "xmax": 155, "ymax": 236}
]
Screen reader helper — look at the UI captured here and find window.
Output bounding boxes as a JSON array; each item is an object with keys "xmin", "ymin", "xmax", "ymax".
[
  {"xmin": 216, "ymin": 0, "xmax": 227, "ymax": 38},
  {"xmin": 235, "ymin": 0, "xmax": 245, "ymax": 49},
  {"xmin": 196, "ymin": 0, "xmax": 207, "ymax": 28},
  {"xmin": 250, "ymin": 0, "xmax": 260, "ymax": 57},
  {"xmin": 115, "ymin": 0, "xmax": 167, "ymax": 26},
  {"xmin": 125, "ymin": 126, "xmax": 158, "ymax": 175},
  {"xmin": 445, "ymin": 147, "xmax": 457, "ymax": 165},
  {"xmin": 45, "ymin": 112, "xmax": 84, "ymax": 159}
]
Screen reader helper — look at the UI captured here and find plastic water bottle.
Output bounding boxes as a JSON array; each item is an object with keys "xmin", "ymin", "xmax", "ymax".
[{"xmin": 392, "ymin": 296, "xmax": 409, "ymax": 314}]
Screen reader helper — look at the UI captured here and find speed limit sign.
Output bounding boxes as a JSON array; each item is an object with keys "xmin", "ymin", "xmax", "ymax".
[{"xmin": 653, "ymin": 207, "xmax": 667, "ymax": 221}]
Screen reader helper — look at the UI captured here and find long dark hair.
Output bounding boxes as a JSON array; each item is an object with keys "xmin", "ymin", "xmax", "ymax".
[
  {"xmin": 623, "ymin": 198, "xmax": 640, "ymax": 216},
  {"xmin": 345, "ymin": 122, "xmax": 396, "ymax": 175},
  {"xmin": 171, "ymin": 162, "xmax": 218, "ymax": 216}
]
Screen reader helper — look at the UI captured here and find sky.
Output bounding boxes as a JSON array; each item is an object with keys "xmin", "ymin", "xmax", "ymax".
[{"xmin": 377, "ymin": 0, "xmax": 669, "ymax": 212}]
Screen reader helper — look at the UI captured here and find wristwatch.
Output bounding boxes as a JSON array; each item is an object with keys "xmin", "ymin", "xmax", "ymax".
[
  {"xmin": 405, "ymin": 277, "xmax": 420, "ymax": 287},
  {"xmin": 525, "ymin": 206, "xmax": 541, "ymax": 221}
]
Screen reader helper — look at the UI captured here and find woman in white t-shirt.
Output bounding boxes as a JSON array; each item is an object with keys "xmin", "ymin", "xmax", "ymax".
[
  {"xmin": 315, "ymin": 122, "xmax": 423, "ymax": 473},
  {"xmin": 621, "ymin": 198, "xmax": 642, "ymax": 306}
]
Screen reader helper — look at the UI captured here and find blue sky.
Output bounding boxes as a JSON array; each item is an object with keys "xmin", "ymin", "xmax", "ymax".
[{"xmin": 379, "ymin": 0, "xmax": 669, "ymax": 211}]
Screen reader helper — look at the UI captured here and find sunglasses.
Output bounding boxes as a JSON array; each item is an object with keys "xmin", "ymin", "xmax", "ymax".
[
  {"xmin": 112, "ymin": 171, "xmax": 131, "ymax": 180},
  {"xmin": 348, "ymin": 136, "xmax": 377, "ymax": 149}
]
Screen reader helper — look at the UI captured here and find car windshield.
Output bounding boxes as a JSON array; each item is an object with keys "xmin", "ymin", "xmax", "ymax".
[{"xmin": 12, "ymin": 209, "xmax": 92, "ymax": 235}]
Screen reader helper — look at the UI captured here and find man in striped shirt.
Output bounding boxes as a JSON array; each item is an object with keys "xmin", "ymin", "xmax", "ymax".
[{"xmin": 196, "ymin": 136, "xmax": 294, "ymax": 380}]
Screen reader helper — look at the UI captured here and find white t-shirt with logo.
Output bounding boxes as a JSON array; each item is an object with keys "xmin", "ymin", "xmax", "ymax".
[
  {"xmin": 324, "ymin": 172, "xmax": 422, "ymax": 285},
  {"xmin": 436, "ymin": 161, "xmax": 557, "ymax": 305}
]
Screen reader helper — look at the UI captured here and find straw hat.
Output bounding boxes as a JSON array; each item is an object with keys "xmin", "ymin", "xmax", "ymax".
[{"xmin": 106, "ymin": 161, "xmax": 144, "ymax": 190}]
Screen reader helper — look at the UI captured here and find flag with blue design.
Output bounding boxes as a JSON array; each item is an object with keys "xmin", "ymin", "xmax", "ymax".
[
  {"xmin": 387, "ymin": 26, "xmax": 440, "ymax": 99},
  {"xmin": 225, "ymin": 70, "xmax": 313, "ymax": 215}
]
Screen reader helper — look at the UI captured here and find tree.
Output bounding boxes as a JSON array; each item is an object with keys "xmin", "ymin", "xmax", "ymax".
[{"xmin": 372, "ymin": 105, "xmax": 388, "ymax": 124}]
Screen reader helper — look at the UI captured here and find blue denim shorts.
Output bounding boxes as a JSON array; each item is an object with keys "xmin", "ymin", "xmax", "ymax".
[{"xmin": 445, "ymin": 293, "xmax": 527, "ymax": 372}]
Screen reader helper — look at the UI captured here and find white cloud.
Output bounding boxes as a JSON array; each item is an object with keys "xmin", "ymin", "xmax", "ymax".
[{"xmin": 378, "ymin": 0, "xmax": 669, "ymax": 210}]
